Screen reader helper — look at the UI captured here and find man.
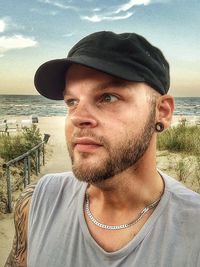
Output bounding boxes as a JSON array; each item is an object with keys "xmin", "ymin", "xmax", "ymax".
[{"xmin": 5, "ymin": 31, "xmax": 200, "ymax": 267}]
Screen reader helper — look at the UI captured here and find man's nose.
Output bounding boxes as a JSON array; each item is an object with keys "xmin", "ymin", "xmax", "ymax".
[{"xmin": 69, "ymin": 102, "xmax": 98, "ymax": 128}]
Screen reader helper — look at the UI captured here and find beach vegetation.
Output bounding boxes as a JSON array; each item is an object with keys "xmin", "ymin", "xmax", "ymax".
[
  {"xmin": 195, "ymin": 157, "xmax": 200, "ymax": 192},
  {"xmin": 174, "ymin": 157, "xmax": 193, "ymax": 183},
  {"xmin": 0, "ymin": 124, "xmax": 42, "ymax": 162},
  {"xmin": 157, "ymin": 124, "xmax": 200, "ymax": 193},
  {"xmin": 0, "ymin": 125, "xmax": 43, "ymax": 213},
  {"xmin": 157, "ymin": 125, "xmax": 200, "ymax": 156}
]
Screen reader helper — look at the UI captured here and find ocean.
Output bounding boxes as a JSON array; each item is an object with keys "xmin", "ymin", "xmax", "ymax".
[{"xmin": 0, "ymin": 95, "xmax": 199, "ymax": 117}]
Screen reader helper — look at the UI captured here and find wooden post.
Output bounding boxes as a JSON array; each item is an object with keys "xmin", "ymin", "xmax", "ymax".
[
  {"xmin": 38, "ymin": 148, "xmax": 41, "ymax": 173},
  {"xmin": 23, "ymin": 157, "xmax": 28, "ymax": 188},
  {"xmin": 27, "ymin": 156, "xmax": 31, "ymax": 184},
  {"xmin": 3, "ymin": 137, "xmax": 50, "ymax": 213},
  {"xmin": 6, "ymin": 167, "xmax": 12, "ymax": 213},
  {"xmin": 42, "ymin": 143, "xmax": 45, "ymax": 166},
  {"xmin": 35, "ymin": 150, "xmax": 39, "ymax": 175}
]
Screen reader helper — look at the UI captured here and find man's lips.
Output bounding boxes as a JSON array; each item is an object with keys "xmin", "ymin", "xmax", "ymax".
[{"xmin": 73, "ymin": 137, "xmax": 102, "ymax": 152}]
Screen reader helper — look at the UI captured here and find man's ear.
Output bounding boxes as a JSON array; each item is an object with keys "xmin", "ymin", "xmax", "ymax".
[{"xmin": 156, "ymin": 95, "xmax": 174, "ymax": 129}]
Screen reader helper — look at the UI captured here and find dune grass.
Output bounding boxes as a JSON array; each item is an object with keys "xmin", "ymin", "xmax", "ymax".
[
  {"xmin": 157, "ymin": 125, "xmax": 200, "ymax": 156},
  {"xmin": 0, "ymin": 125, "xmax": 43, "ymax": 212},
  {"xmin": 157, "ymin": 125, "xmax": 200, "ymax": 192},
  {"xmin": 0, "ymin": 124, "xmax": 42, "ymax": 162}
]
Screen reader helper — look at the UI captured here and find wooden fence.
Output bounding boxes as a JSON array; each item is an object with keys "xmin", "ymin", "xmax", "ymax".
[{"xmin": 2, "ymin": 134, "xmax": 50, "ymax": 212}]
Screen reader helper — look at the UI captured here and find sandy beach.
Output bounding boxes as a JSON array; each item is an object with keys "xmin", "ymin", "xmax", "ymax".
[{"xmin": 0, "ymin": 114, "xmax": 199, "ymax": 266}]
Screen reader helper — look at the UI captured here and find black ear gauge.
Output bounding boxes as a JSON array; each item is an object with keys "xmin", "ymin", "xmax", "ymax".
[{"xmin": 155, "ymin": 122, "xmax": 164, "ymax": 132}]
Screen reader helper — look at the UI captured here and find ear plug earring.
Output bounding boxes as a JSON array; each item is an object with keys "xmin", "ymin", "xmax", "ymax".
[{"xmin": 155, "ymin": 122, "xmax": 164, "ymax": 132}]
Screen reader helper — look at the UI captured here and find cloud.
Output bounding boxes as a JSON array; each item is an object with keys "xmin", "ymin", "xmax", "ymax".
[
  {"xmin": 39, "ymin": 0, "xmax": 166, "ymax": 23},
  {"xmin": 62, "ymin": 32, "xmax": 76, "ymax": 37},
  {"xmin": 92, "ymin": 8, "xmax": 102, "ymax": 12},
  {"xmin": 115, "ymin": 0, "xmax": 151, "ymax": 13},
  {"xmin": 0, "ymin": 18, "xmax": 7, "ymax": 33},
  {"xmin": 30, "ymin": 7, "xmax": 58, "ymax": 16},
  {"xmin": 80, "ymin": 0, "xmax": 153, "ymax": 23},
  {"xmin": 38, "ymin": 0, "xmax": 78, "ymax": 11},
  {"xmin": 0, "ymin": 16, "xmax": 26, "ymax": 34},
  {"xmin": 81, "ymin": 11, "xmax": 133, "ymax": 22},
  {"xmin": 0, "ymin": 35, "xmax": 38, "ymax": 53}
]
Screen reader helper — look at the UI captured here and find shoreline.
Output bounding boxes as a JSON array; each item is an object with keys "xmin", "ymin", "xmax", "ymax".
[{"xmin": 1, "ymin": 114, "xmax": 199, "ymax": 119}]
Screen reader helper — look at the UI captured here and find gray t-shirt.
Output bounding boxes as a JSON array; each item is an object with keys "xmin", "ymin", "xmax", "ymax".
[{"xmin": 28, "ymin": 171, "xmax": 200, "ymax": 267}]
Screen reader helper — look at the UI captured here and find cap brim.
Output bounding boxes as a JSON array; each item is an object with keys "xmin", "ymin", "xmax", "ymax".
[
  {"xmin": 34, "ymin": 59, "xmax": 70, "ymax": 100},
  {"xmin": 34, "ymin": 56, "xmax": 145, "ymax": 100}
]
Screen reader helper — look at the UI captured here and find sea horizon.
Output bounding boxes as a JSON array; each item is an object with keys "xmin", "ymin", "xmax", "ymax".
[{"xmin": 0, "ymin": 95, "xmax": 199, "ymax": 117}]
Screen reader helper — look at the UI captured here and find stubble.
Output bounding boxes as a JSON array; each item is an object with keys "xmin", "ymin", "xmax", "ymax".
[{"xmin": 67, "ymin": 104, "xmax": 156, "ymax": 184}]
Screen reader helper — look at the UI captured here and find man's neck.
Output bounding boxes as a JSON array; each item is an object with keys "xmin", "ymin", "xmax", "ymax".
[
  {"xmin": 87, "ymin": 164, "xmax": 164, "ymax": 215},
  {"xmin": 83, "ymin": 143, "xmax": 165, "ymax": 252}
]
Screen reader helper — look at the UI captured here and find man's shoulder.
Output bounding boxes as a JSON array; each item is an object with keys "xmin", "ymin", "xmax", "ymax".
[
  {"xmin": 36, "ymin": 171, "xmax": 81, "ymax": 191},
  {"xmin": 31, "ymin": 171, "xmax": 84, "ymax": 207},
  {"xmin": 28, "ymin": 172, "xmax": 85, "ymax": 226},
  {"xmin": 39, "ymin": 171, "xmax": 76, "ymax": 182},
  {"xmin": 162, "ymin": 171, "xmax": 200, "ymax": 209}
]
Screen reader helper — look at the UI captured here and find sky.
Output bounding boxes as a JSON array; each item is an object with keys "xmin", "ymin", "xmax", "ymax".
[{"xmin": 0, "ymin": 0, "xmax": 199, "ymax": 97}]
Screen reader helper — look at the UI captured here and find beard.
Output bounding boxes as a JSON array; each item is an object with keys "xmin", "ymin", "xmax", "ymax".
[{"xmin": 67, "ymin": 105, "xmax": 156, "ymax": 184}]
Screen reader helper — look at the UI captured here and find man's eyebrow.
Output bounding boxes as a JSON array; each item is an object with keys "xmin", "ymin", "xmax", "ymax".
[
  {"xmin": 63, "ymin": 78, "xmax": 130, "ymax": 98},
  {"xmin": 93, "ymin": 79, "xmax": 129, "ymax": 92}
]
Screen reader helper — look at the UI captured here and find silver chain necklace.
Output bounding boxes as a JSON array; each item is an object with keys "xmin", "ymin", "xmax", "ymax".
[{"xmin": 85, "ymin": 193, "xmax": 161, "ymax": 230}]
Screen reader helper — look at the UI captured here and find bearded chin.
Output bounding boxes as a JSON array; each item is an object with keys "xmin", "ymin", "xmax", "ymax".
[{"xmin": 68, "ymin": 108, "xmax": 156, "ymax": 185}]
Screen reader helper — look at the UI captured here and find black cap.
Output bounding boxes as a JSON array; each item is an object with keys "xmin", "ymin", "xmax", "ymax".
[{"xmin": 34, "ymin": 31, "xmax": 170, "ymax": 100}]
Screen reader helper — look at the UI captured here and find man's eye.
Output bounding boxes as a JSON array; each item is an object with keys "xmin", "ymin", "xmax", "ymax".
[
  {"xmin": 101, "ymin": 94, "xmax": 118, "ymax": 103},
  {"xmin": 65, "ymin": 99, "xmax": 78, "ymax": 107}
]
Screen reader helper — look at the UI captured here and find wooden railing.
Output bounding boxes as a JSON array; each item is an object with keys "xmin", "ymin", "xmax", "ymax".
[{"xmin": 2, "ymin": 134, "xmax": 50, "ymax": 212}]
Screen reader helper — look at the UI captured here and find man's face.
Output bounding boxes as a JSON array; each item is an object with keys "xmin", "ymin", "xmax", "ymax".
[{"xmin": 64, "ymin": 64, "xmax": 156, "ymax": 184}]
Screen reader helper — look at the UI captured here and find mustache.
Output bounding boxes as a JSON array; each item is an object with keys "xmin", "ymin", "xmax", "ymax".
[{"xmin": 70, "ymin": 130, "xmax": 105, "ymax": 146}]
